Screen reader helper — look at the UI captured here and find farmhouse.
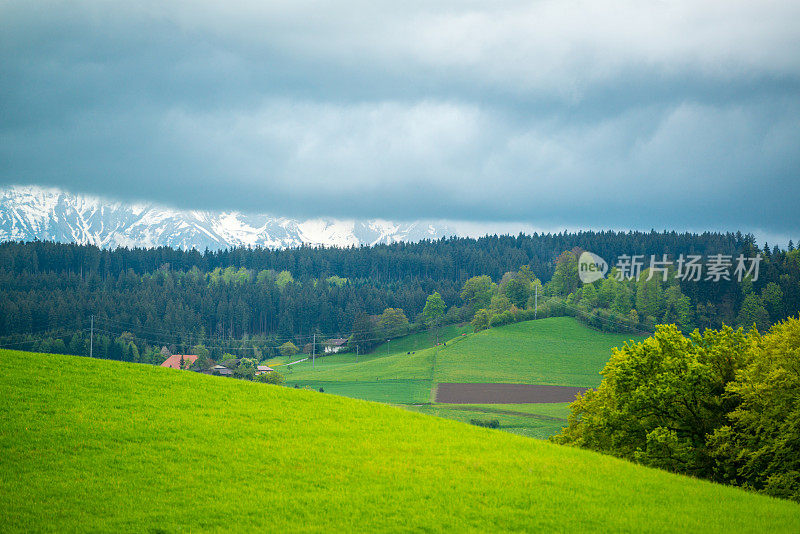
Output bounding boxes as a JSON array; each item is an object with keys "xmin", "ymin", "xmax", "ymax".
[
  {"xmin": 255, "ymin": 365, "xmax": 274, "ymax": 376},
  {"xmin": 324, "ymin": 338, "xmax": 348, "ymax": 354},
  {"xmin": 211, "ymin": 365, "xmax": 233, "ymax": 376},
  {"xmin": 160, "ymin": 354, "xmax": 198, "ymax": 369}
]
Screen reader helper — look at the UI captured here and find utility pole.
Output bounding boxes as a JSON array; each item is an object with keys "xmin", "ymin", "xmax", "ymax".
[
  {"xmin": 312, "ymin": 333, "xmax": 316, "ymax": 370},
  {"xmin": 89, "ymin": 315, "xmax": 94, "ymax": 358},
  {"xmin": 534, "ymin": 284, "xmax": 538, "ymax": 319}
]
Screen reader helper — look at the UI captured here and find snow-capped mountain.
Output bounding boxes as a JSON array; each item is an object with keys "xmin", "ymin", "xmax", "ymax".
[{"xmin": 0, "ymin": 185, "xmax": 454, "ymax": 250}]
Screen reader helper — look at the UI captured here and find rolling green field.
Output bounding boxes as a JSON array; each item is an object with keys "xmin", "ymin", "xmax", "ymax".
[
  {"xmin": 281, "ymin": 318, "xmax": 641, "ymax": 388},
  {"xmin": 273, "ymin": 324, "xmax": 471, "ymax": 380},
  {"xmin": 433, "ymin": 317, "xmax": 645, "ymax": 387},
  {"xmin": 2, "ymin": 349, "xmax": 799, "ymax": 532},
  {"xmin": 285, "ymin": 346, "xmax": 437, "ymax": 381},
  {"xmin": 268, "ymin": 318, "xmax": 644, "ymax": 437}
]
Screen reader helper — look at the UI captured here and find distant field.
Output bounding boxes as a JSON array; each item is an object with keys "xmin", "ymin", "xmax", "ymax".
[
  {"xmin": 434, "ymin": 317, "xmax": 645, "ymax": 387},
  {"xmin": 402, "ymin": 404, "xmax": 568, "ymax": 440},
  {"xmin": 2, "ymin": 350, "xmax": 799, "ymax": 532},
  {"xmin": 282, "ymin": 318, "xmax": 638, "ymax": 389},
  {"xmin": 404, "ymin": 402, "xmax": 572, "ymax": 441},
  {"xmin": 286, "ymin": 346, "xmax": 437, "ymax": 381},
  {"xmin": 370, "ymin": 324, "xmax": 472, "ymax": 355},
  {"xmin": 270, "ymin": 325, "xmax": 472, "ymax": 378},
  {"xmin": 269, "ymin": 318, "xmax": 642, "ymax": 438},
  {"xmin": 456, "ymin": 402, "xmax": 573, "ymax": 420}
]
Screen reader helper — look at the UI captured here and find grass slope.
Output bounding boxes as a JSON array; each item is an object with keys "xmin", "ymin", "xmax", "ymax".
[
  {"xmin": 280, "ymin": 324, "xmax": 471, "ymax": 381},
  {"xmin": 282, "ymin": 318, "xmax": 636, "ymax": 390},
  {"xmin": 370, "ymin": 324, "xmax": 472, "ymax": 355},
  {"xmin": 2, "ymin": 350, "xmax": 799, "ymax": 532},
  {"xmin": 434, "ymin": 317, "xmax": 646, "ymax": 387},
  {"xmin": 287, "ymin": 346, "xmax": 437, "ymax": 382},
  {"xmin": 270, "ymin": 318, "xmax": 644, "ymax": 437}
]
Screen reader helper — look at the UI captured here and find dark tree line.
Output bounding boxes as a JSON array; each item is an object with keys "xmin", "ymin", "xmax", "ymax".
[
  {"xmin": 0, "ymin": 232, "xmax": 797, "ymax": 362},
  {"xmin": 0, "ymin": 230, "xmax": 749, "ymax": 284}
]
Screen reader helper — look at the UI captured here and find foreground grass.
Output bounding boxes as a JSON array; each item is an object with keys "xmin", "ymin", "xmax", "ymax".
[
  {"xmin": 2, "ymin": 350, "xmax": 799, "ymax": 532},
  {"xmin": 434, "ymin": 317, "xmax": 645, "ymax": 387}
]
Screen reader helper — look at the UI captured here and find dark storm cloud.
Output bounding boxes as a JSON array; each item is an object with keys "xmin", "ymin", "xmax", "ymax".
[{"xmin": 1, "ymin": 0, "xmax": 799, "ymax": 235}]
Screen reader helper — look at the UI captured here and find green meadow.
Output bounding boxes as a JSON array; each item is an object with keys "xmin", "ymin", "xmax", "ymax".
[
  {"xmin": 273, "ymin": 324, "xmax": 471, "ymax": 379},
  {"xmin": 271, "ymin": 318, "xmax": 644, "ymax": 437},
  {"xmin": 2, "ymin": 349, "xmax": 799, "ymax": 532},
  {"xmin": 433, "ymin": 317, "xmax": 645, "ymax": 387},
  {"xmin": 282, "ymin": 317, "xmax": 642, "ymax": 387}
]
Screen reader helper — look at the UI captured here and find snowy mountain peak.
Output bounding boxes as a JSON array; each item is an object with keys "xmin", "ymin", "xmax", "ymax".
[{"xmin": 0, "ymin": 185, "xmax": 455, "ymax": 250}]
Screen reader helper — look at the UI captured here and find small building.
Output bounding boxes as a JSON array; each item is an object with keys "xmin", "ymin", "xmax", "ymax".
[
  {"xmin": 324, "ymin": 338, "xmax": 348, "ymax": 354},
  {"xmin": 160, "ymin": 354, "xmax": 198, "ymax": 370},
  {"xmin": 210, "ymin": 365, "xmax": 232, "ymax": 376},
  {"xmin": 255, "ymin": 365, "xmax": 274, "ymax": 376}
]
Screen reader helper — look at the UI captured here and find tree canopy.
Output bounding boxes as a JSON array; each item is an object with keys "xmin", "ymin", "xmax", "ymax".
[{"xmin": 554, "ymin": 317, "xmax": 800, "ymax": 502}]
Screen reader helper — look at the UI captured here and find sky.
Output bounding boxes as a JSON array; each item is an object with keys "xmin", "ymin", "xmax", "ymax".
[{"xmin": 1, "ymin": 1, "xmax": 799, "ymax": 240}]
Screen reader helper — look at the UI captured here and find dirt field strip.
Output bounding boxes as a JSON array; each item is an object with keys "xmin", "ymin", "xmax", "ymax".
[{"xmin": 435, "ymin": 383, "xmax": 588, "ymax": 404}]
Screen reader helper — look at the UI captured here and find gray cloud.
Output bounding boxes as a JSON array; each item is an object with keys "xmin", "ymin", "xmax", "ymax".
[{"xmin": 1, "ymin": 0, "xmax": 799, "ymax": 236}]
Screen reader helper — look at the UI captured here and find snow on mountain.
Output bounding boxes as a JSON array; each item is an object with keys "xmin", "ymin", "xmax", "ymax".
[{"xmin": 0, "ymin": 185, "xmax": 455, "ymax": 250}]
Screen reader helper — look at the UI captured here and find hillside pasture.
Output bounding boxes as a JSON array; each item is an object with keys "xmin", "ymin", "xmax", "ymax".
[
  {"xmin": 433, "ymin": 317, "xmax": 645, "ymax": 387},
  {"xmin": 2, "ymin": 349, "xmax": 799, "ymax": 532}
]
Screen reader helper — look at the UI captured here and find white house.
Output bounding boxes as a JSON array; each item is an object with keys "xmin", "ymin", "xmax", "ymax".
[{"xmin": 324, "ymin": 338, "xmax": 348, "ymax": 354}]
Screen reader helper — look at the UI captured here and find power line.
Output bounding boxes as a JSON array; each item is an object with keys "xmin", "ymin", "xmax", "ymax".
[{"xmin": 93, "ymin": 316, "xmax": 373, "ymax": 344}]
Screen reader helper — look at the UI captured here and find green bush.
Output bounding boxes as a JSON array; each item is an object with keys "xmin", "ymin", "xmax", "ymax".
[
  {"xmin": 471, "ymin": 308, "xmax": 492, "ymax": 331},
  {"xmin": 279, "ymin": 342, "xmax": 299, "ymax": 357},
  {"xmin": 553, "ymin": 324, "xmax": 749, "ymax": 479},
  {"xmin": 489, "ymin": 310, "xmax": 514, "ymax": 328},
  {"xmin": 470, "ymin": 418, "xmax": 500, "ymax": 429},
  {"xmin": 256, "ymin": 372, "xmax": 285, "ymax": 385},
  {"xmin": 708, "ymin": 317, "xmax": 800, "ymax": 501}
]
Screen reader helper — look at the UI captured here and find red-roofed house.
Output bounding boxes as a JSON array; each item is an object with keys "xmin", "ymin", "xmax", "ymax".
[{"xmin": 160, "ymin": 354, "xmax": 198, "ymax": 370}]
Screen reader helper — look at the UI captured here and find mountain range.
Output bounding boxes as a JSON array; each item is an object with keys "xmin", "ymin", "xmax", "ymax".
[{"xmin": 0, "ymin": 185, "xmax": 456, "ymax": 250}]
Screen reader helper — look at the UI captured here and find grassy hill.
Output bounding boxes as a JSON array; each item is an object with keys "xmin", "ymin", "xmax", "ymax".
[
  {"xmin": 2, "ymin": 349, "xmax": 799, "ymax": 532},
  {"xmin": 283, "ymin": 318, "xmax": 642, "ymax": 388},
  {"xmin": 273, "ymin": 324, "xmax": 471, "ymax": 379},
  {"xmin": 272, "ymin": 318, "xmax": 645, "ymax": 436},
  {"xmin": 433, "ymin": 317, "xmax": 645, "ymax": 387}
]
